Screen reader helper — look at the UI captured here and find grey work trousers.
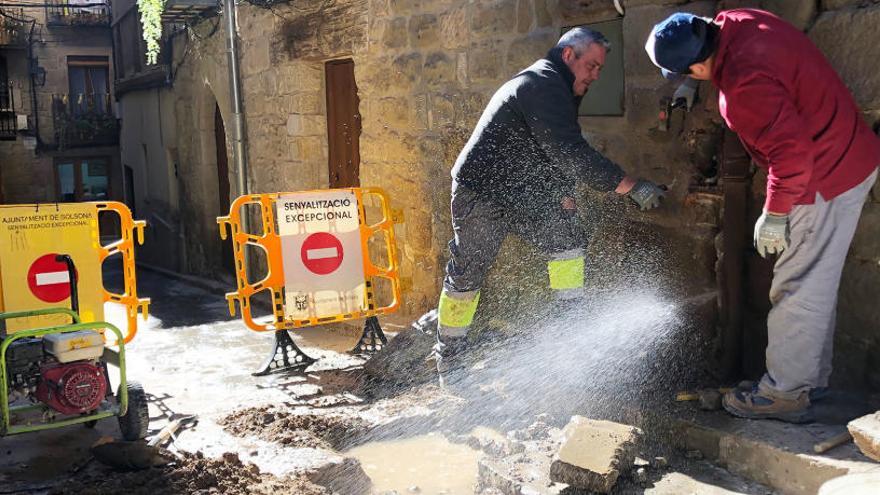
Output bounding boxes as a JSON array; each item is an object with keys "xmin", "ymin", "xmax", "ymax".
[
  {"xmin": 443, "ymin": 183, "xmax": 584, "ymax": 294},
  {"xmin": 760, "ymin": 167, "xmax": 878, "ymax": 399}
]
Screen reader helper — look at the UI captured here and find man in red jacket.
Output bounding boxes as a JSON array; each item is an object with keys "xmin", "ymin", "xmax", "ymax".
[{"xmin": 646, "ymin": 9, "xmax": 880, "ymax": 422}]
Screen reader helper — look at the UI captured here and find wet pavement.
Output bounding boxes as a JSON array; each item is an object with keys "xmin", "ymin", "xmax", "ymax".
[{"xmin": 0, "ymin": 267, "xmax": 785, "ymax": 494}]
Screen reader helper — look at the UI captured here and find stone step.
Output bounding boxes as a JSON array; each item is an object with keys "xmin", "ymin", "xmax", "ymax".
[{"xmin": 672, "ymin": 409, "xmax": 878, "ymax": 495}]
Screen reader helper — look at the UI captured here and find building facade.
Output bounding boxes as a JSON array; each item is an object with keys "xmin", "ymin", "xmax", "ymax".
[
  {"xmin": 111, "ymin": 0, "xmax": 880, "ymax": 390},
  {"xmin": 0, "ymin": 0, "xmax": 121, "ymax": 208}
]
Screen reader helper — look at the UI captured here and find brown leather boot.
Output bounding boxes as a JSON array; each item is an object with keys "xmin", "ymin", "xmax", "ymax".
[{"xmin": 722, "ymin": 386, "xmax": 812, "ymax": 423}]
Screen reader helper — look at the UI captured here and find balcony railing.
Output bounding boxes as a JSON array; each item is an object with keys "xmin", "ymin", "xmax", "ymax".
[
  {"xmin": 52, "ymin": 93, "xmax": 117, "ymax": 148},
  {"xmin": 0, "ymin": 10, "xmax": 29, "ymax": 45},
  {"xmin": 46, "ymin": 0, "xmax": 110, "ymax": 26},
  {"xmin": 0, "ymin": 82, "xmax": 15, "ymax": 140}
]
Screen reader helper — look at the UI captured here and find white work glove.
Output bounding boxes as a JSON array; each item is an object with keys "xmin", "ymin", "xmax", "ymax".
[
  {"xmin": 753, "ymin": 211, "xmax": 790, "ymax": 258},
  {"xmin": 673, "ymin": 78, "xmax": 699, "ymax": 111},
  {"xmin": 627, "ymin": 179, "xmax": 666, "ymax": 211}
]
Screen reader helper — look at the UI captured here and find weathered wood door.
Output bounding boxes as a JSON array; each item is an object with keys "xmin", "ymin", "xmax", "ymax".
[
  {"xmin": 325, "ymin": 59, "xmax": 361, "ymax": 188},
  {"xmin": 215, "ymin": 103, "xmax": 234, "ymax": 272}
]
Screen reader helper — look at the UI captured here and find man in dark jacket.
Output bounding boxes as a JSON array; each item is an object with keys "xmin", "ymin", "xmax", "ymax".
[
  {"xmin": 646, "ymin": 10, "xmax": 880, "ymax": 422},
  {"xmin": 424, "ymin": 27, "xmax": 666, "ymax": 352}
]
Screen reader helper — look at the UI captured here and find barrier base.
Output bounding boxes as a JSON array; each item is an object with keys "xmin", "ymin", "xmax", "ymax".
[
  {"xmin": 253, "ymin": 330, "xmax": 316, "ymax": 376},
  {"xmin": 349, "ymin": 316, "xmax": 388, "ymax": 356}
]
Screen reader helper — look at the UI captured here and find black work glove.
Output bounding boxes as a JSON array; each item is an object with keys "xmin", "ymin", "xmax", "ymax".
[{"xmin": 627, "ymin": 179, "xmax": 666, "ymax": 211}]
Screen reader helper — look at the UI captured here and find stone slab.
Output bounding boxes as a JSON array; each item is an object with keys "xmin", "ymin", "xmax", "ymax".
[
  {"xmin": 848, "ymin": 411, "xmax": 880, "ymax": 462},
  {"xmin": 672, "ymin": 403, "xmax": 880, "ymax": 495},
  {"xmin": 548, "ymin": 416, "xmax": 642, "ymax": 493}
]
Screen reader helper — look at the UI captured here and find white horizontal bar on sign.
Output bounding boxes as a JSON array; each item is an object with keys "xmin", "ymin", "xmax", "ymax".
[
  {"xmin": 306, "ymin": 247, "xmax": 339, "ymax": 260},
  {"xmin": 36, "ymin": 271, "xmax": 70, "ymax": 286}
]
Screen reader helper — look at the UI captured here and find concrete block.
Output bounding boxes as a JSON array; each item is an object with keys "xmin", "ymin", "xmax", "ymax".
[
  {"xmin": 848, "ymin": 412, "xmax": 880, "ymax": 462},
  {"xmin": 423, "ymin": 52, "xmax": 455, "ymax": 88},
  {"xmin": 548, "ymin": 416, "xmax": 642, "ymax": 493}
]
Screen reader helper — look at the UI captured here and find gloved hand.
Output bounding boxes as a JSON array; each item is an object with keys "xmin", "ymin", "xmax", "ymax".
[
  {"xmin": 627, "ymin": 179, "xmax": 666, "ymax": 211},
  {"xmin": 673, "ymin": 78, "xmax": 699, "ymax": 111},
  {"xmin": 753, "ymin": 211, "xmax": 790, "ymax": 258}
]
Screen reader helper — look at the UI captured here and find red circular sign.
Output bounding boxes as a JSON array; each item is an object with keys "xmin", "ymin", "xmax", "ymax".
[
  {"xmin": 27, "ymin": 253, "xmax": 75, "ymax": 303},
  {"xmin": 300, "ymin": 233, "xmax": 344, "ymax": 275}
]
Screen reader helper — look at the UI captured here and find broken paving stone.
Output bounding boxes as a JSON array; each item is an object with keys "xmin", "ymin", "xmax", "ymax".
[
  {"xmin": 548, "ymin": 416, "xmax": 642, "ymax": 494},
  {"xmin": 847, "ymin": 411, "xmax": 880, "ymax": 462},
  {"xmin": 304, "ymin": 456, "xmax": 371, "ymax": 495}
]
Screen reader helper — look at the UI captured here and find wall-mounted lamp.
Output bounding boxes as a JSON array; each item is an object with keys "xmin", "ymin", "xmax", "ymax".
[{"xmin": 30, "ymin": 60, "xmax": 46, "ymax": 87}]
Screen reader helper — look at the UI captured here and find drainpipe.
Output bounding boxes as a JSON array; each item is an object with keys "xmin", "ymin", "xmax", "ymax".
[
  {"xmin": 223, "ymin": 0, "xmax": 249, "ymax": 215},
  {"xmin": 26, "ymin": 18, "xmax": 42, "ymax": 150},
  {"xmin": 717, "ymin": 128, "xmax": 752, "ymax": 379}
]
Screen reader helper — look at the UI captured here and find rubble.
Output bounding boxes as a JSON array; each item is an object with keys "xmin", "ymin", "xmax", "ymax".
[
  {"xmin": 847, "ymin": 411, "xmax": 880, "ymax": 462},
  {"xmin": 54, "ymin": 451, "xmax": 328, "ymax": 495},
  {"xmin": 548, "ymin": 416, "xmax": 642, "ymax": 494}
]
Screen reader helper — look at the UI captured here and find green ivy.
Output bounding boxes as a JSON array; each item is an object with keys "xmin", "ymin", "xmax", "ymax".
[{"xmin": 138, "ymin": 0, "xmax": 165, "ymax": 65}]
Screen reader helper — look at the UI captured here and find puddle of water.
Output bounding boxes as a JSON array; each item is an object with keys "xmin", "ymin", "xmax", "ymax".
[{"xmin": 346, "ymin": 433, "xmax": 482, "ymax": 494}]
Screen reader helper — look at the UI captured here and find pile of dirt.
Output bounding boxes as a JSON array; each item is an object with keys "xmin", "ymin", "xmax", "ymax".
[
  {"xmin": 220, "ymin": 406, "xmax": 369, "ymax": 449},
  {"xmin": 54, "ymin": 452, "xmax": 327, "ymax": 495}
]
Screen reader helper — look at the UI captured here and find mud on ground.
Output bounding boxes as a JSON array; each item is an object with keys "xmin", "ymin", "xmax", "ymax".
[
  {"xmin": 55, "ymin": 452, "xmax": 327, "ymax": 495},
  {"xmin": 219, "ymin": 405, "xmax": 368, "ymax": 449}
]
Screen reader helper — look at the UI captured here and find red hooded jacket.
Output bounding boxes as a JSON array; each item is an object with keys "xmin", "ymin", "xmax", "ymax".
[{"xmin": 712, "ymin": 9, "xmax": 880, "ymax": 213}]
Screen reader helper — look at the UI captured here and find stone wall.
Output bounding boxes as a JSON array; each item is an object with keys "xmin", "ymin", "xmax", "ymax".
[
  {"xmin": 808, "ymin": 0, "xmax": 880, "ymax": 391},
  {"xmin": 162, "ymin": 0, "xmax": 880, "ymax": 389}
]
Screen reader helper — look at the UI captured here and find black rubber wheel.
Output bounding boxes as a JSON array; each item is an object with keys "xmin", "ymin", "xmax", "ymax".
[{"xmin": 117, "ymin": 381, "xmax": 149, "ymax": 441}]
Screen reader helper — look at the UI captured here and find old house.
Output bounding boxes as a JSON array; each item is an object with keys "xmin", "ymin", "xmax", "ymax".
[
  {"xmin": 0, "ymin": 0, "xmax": 120, "ymax": 207},
  {"xmin": 109, "ymin": 0, "xmax": 880, "ymax": 391}
]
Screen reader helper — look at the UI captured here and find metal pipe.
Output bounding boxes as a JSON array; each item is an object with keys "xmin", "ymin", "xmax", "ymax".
[{"xmin": 223, "ymin": 0, "xmax": 249, "ymax": 203}]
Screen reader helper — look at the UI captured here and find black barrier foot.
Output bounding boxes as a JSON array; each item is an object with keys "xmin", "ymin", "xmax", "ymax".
[
  {"xmin": 349, "ymin": 316, "xmax": 388, "ymax": 356},
  {"xmin": 253, "ymin": 331, "xmax": 316, "ymax": 376}
]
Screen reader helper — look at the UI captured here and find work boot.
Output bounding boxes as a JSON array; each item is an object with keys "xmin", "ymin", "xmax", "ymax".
[
  {"xmin": 722, "ymin": 385, "xmax": 813, "ymax": 423},
  {"xmin": 737, "ymin": 380, "xmax": 831, "ymax": 403}
]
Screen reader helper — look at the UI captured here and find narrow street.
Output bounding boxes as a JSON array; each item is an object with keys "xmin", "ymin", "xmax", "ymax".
[{"xmin": 1, "ymin": 268, "xmax": 783, "ymax": 494}]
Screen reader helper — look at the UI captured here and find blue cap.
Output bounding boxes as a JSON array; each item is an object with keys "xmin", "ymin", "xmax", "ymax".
[{"xmin": 645, "ymin": 13, "xmax": 713, "ymax": 78}]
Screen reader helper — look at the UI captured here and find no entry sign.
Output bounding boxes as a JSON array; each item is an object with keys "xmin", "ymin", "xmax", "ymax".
[
  {"xmin": 301, "ymin": 232, "xmax": 344, "ymax": 275},
  {"xmin": 277, "ymin": 190, "xmax": 366, "ymax": 320},
  {"xmin": 0, "ymin": 203, "xmax": 102, "ymax": 332},
  {"xmin": 27, "ymin": 253, "xmax": 75, "ymax": 303}
]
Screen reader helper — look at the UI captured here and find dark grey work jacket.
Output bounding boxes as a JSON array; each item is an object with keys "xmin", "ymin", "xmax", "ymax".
[{"xmin": 451, "ymin": 49, "xmax": 625, "ymax": 217}]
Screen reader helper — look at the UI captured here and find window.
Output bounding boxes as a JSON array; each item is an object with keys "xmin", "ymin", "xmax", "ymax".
[
  {"xmin": 563, "ymin": 18, "xmax": 625, "ymax": 116},
  {"xmin": 0, "ymin": 56, "xmax": 14, "ymax": 140},
  {"xmin": 55, "ymin": 158, "xmax": 110, "ymax": 202},
  {"xmin": 67, "ymin": 56, "xmax": 110, "ymax": 116}
]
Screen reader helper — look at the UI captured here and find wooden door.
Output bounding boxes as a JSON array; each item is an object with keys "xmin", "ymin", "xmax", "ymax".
[
  {"xmin": 325, "ymin": 59, "xmax": 361, "ymax": 188},
  {"xmin": 215, "ymin": 104, "xmax": 234, "ymax": 273}
]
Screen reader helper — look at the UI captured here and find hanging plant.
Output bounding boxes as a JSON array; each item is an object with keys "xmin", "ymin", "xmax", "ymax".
[{"xmin": 138, "ymin": 0, "xmax": 165, "ymax": 65}]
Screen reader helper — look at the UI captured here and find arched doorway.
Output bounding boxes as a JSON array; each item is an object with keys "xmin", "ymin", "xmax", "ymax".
[{"xmin": 215, "ymin": 103, "xmax": 235, "ymax": 273}]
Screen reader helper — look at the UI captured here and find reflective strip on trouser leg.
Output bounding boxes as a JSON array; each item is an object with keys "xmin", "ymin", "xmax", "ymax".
[
  {"xmin": 438, "ymin": 289, "xmax": 480, "ymax": 337},
  {"xmin": 547, "ymin": 249, "xmax": 585, "ymax": 293}
]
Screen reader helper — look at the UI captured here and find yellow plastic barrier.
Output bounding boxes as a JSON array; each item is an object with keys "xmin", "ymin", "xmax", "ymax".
[
  {"xmin": 217, "ymin": 187, "xmax": 401, "ymax": 332},
  {"xmin": 0, "ymin": 201, "xmax": 150, "ymax": 344}
]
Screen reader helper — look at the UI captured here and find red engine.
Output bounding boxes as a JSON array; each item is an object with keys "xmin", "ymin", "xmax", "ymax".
[{"xmin": 35, "ymin": 362, "xmax": 107, "ymax": 415}]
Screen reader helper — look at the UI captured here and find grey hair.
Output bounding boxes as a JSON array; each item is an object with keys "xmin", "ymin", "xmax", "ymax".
[{"xmin": 556, "ymin": 27, "xmax": 611, "ymax": 57}]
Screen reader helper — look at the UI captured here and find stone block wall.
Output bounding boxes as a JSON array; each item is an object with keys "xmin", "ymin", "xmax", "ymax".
[
  {"xmin": 807, "ymin": 0, "xmax": 880, "ymax": 391},
  {"xmin": 163, "ymin": 0, "xmax": 880, "ymax": 389}
]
